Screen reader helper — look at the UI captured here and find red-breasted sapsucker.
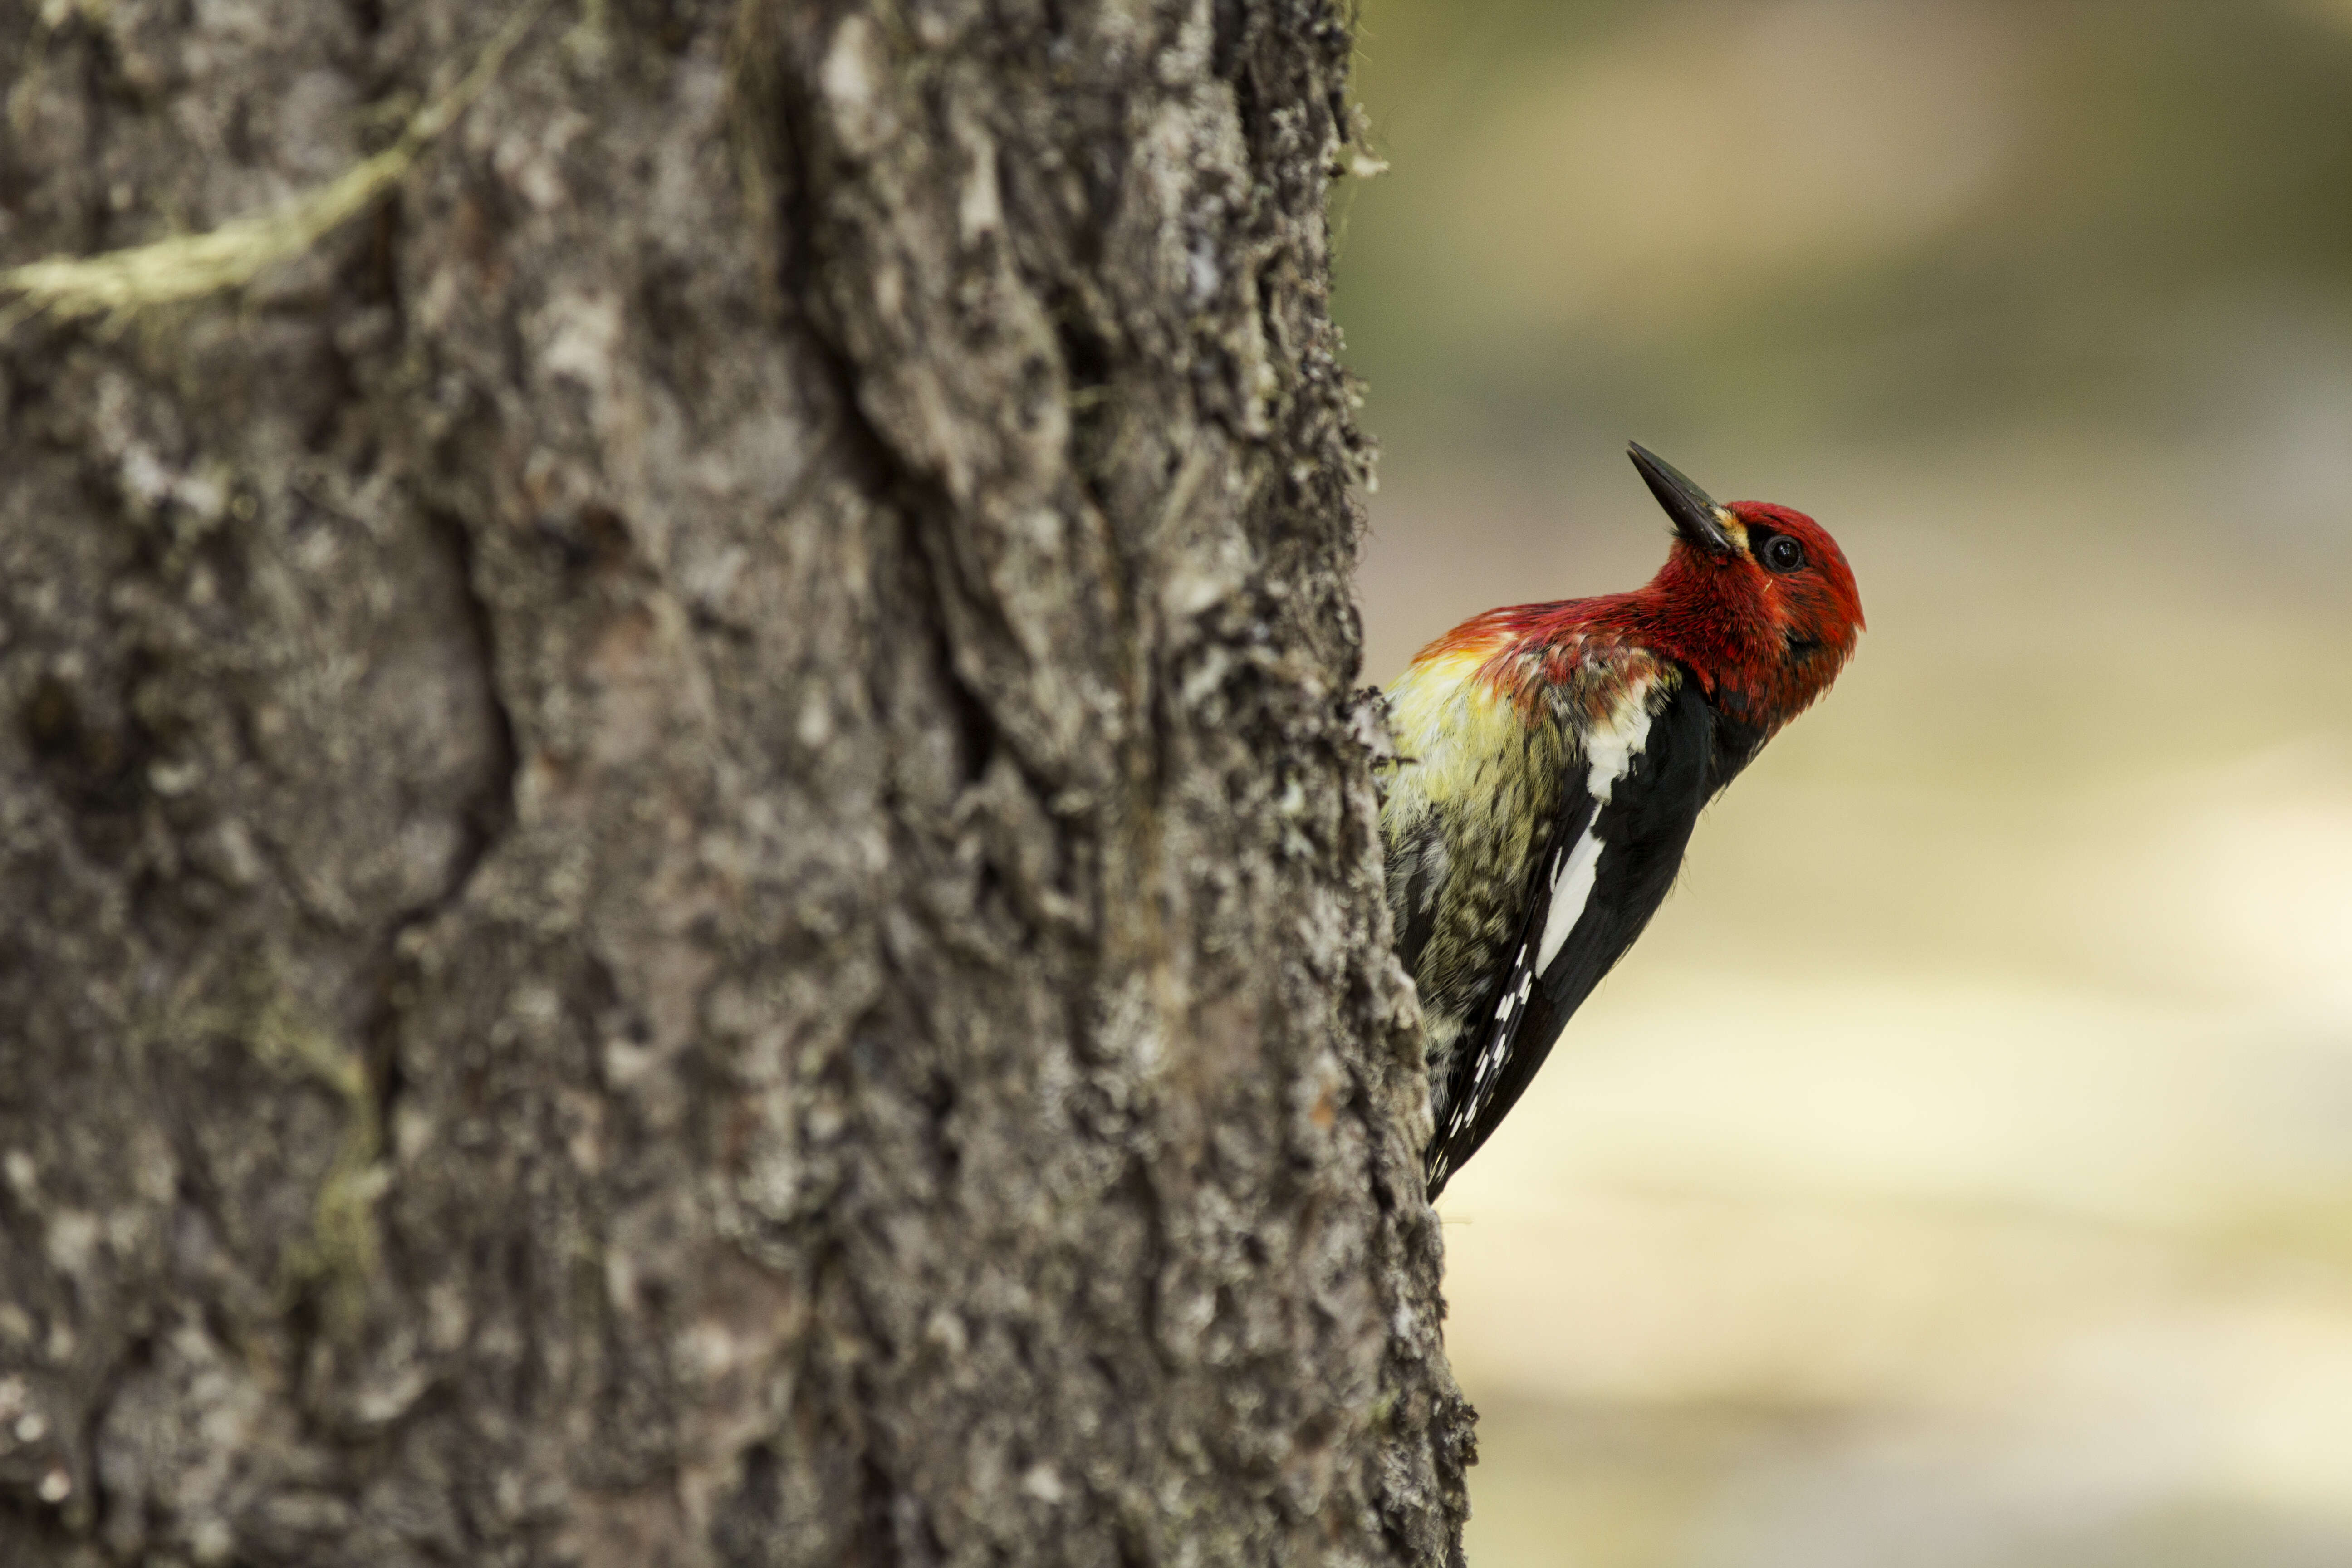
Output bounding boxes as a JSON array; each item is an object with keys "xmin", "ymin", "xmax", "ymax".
[{"xmin": 1382, "ymin": 444, "xmax": 1864, "ymax": 1196}]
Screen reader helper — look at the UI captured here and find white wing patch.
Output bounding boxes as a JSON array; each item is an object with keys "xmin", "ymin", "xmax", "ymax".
[
  {"xmin": 1430, "ymin": 673, "xmax": 1661, "ymax": 1191},
  {"xmin": 1534, "ymin": 826, "xmax": 1606, "ymax": 973},
  {"xmin": 1577, "ymin": 679, "xmax": 1656, "ymax": 806},
  {"xmin": 1532, "ymin": 681, "xmax": 1653, "ymax": 973}
]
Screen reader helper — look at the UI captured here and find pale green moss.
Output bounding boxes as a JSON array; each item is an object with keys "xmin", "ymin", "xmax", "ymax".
[
  {"xmin": 167, "ymin": 958, "xmax": 387, "ymax": 1336},
  {"xmin": 0, "ymin": 0, "xmax": 553, "ymax": 332}
]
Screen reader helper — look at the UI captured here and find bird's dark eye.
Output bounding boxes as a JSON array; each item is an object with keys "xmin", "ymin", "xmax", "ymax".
[{"xmin": 1761, "ymin": 534, "xmax": 1805, "ymax": 573}]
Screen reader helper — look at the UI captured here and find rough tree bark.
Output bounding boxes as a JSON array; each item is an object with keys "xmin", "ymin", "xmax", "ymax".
[{"xmin": 0, "ymin": 1, "xmax": 1473, "ymax": 1563}]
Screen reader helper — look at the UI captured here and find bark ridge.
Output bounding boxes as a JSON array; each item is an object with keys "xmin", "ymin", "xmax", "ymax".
[{"xmin": 0, "ymin": 1, "xmax": 1473, "ymax": 1562}]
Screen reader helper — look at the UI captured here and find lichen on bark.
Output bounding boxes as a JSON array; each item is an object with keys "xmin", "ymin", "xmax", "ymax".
[{"xmin": 0, "ymin": 1, "xmax": 1474, "ymax": 1563}]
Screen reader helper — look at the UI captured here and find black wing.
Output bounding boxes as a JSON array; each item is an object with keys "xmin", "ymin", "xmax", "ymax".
[{"xmin": 1425, "ymin": 679, "xmax": 1716, "ymax": 1196}]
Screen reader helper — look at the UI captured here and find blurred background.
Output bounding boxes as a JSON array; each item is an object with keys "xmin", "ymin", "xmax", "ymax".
[{"xmin": 1333, "ymin": 0, "xmax": 2352, "ymax": 1562}]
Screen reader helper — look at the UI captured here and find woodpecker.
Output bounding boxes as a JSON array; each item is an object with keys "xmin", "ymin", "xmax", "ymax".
[{"xmin": 1382, "ymin": 444, "xmax": 1863, "ymax": 1196}]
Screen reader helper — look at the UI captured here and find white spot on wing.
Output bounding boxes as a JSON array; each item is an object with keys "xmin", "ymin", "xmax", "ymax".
[
  {"xmin": 1534, "ymin": 681, "xmax": 1654, "ymax": 974},
  {"xmin": 1578, "ymin": 680, "xmax": 1655, "ymax": 804},
  {"xmin": 1536, "ymin": 825, "xmax": 1607, "ymax": 973}
]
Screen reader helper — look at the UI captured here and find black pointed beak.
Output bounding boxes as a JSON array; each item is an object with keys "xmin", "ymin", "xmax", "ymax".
[{"xmin": 1628, "ymin": 442, "xmax": 1734, "ymax": 556}]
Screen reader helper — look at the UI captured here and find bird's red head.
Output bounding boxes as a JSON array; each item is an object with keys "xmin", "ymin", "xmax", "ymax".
[{"xmin": 1622, "ymin": 445, "xmax": 1864, "ymax": 739}]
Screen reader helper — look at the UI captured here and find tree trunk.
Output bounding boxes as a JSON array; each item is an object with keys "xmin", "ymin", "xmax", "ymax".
[{"xmin": 0, "ymin": 1, "xmax": 1472, "ymax": 1564}]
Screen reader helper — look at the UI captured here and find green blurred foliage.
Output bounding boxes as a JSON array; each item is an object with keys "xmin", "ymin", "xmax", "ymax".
[{"xmin": 1340, "ymin": 0, "xmax": 2352, "ymax": 459}]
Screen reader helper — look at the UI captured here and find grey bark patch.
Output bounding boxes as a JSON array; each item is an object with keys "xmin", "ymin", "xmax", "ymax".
[{"xmin": 0, "ymin": 0, "xmax": 1474, "ymax": 1563}]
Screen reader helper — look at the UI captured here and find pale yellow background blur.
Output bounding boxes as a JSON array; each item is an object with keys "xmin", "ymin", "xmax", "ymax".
[{"xmin": 1337, "ymin": 2, "xmax": 2352, "ymax": 1563}]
